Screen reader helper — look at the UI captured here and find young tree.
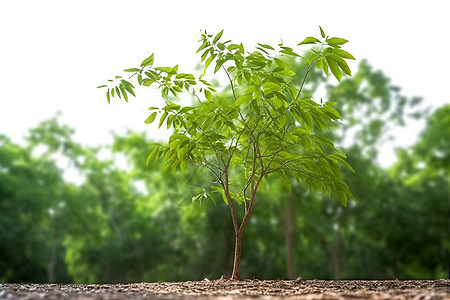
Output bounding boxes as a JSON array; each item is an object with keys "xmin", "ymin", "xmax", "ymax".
[{"xmin": 99, "ymin": 27, "xmax": 355, "ymax": 280}]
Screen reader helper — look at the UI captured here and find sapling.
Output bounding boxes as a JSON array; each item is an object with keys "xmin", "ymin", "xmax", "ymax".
[{"xmin": 99, "ymin": 27, "xmax": 355, "ymax": 280}]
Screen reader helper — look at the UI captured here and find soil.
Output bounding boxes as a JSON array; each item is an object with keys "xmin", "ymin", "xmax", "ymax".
[{"xmin": 1, "ymin": 279, "xmax": 449, "ymax": 299}]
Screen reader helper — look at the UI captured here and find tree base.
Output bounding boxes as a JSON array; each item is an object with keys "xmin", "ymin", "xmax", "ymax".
[{"xmin": 221, "ymin": 274, "xmax": 242, "ymax": 281}]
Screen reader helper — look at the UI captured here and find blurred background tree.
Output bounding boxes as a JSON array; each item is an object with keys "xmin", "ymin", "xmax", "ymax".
[{"xmin": 1, "ymin": 60, "xmax": 448, "ymax": 283}]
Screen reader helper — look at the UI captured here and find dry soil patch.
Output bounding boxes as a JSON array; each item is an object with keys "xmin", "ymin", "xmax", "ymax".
[{"xmin": 0, "ymin": 279, "xmax": 449, "ymax": 299}]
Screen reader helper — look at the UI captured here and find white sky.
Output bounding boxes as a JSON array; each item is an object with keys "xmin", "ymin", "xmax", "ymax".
[{"xmin": 1, "ymin": 0, "xmax": 449, "ymax": 167}]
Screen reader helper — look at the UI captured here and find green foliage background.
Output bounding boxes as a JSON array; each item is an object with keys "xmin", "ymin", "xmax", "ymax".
[{"xmin": 0, "ymin": 59, "xmax": 448, "ymax": 283}]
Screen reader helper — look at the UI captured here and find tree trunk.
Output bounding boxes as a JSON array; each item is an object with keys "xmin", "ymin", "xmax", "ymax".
[
  {"xmin": 231, "ymin": 230, "xmax": 244, "ymax": 280},
  {"xmin": 47, "ymin": 237, "xmax": 57, "ymax": 283},
  {"xmin": 285, "ymin": 196, "xmax": 296, "ymax": 279},
  {"xmin": 226, "ymin": 172, "xmax": 261, "ymax": 280},
  {"xmin": 223, "ymin": 230, "xmax": 233, "ymax": 276},
  {"xmin": 331, "ymin": 224, "xmax": 341, "ymax": 280}
]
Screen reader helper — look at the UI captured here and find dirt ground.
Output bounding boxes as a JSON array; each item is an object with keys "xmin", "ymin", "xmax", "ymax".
[{"xmin": 1, "ymin": 279, "xmax": 449, "ymax": 299}]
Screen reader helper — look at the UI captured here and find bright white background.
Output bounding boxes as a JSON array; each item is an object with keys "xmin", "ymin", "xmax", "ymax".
[{"xmin": 1, "ymin": 0, "xmax": 448, "ymax": 166}]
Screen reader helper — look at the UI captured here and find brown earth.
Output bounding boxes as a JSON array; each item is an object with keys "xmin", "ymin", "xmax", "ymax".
[{"xmin": 1, "ymin": 279, "xmax": 449, "ymax": 299}]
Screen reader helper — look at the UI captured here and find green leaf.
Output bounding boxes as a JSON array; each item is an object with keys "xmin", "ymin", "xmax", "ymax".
[
  {"xmin": 303, "ymin": 112, "xmax": 312, "ymax": 130},
  {"xmin": 322, "ymin": 60, "xmax": 329, "ymax": 76},
  {"xmin": 298, "ymin": 37, "xmax": 320, "ymax": 45},
  {"xmin": 257, "ymin": 43, "xmax": 275, "ymax": 50},
  {"xmin": 213, "ymin": 30, "xmax": 224, "ymax": 44},
  {"xmin": 331, "ymin": 48, "xmax": 355, "ymax": 60},
  {"xmin": 319, "ymin": 26, "xmax": 325, "ymax": 38},
  {"xmin": 123, "ymin": 68, "xmax": 140, "ymax": 73},
  {"xmin": 210, "ymin": 185, "xmax": 223, "ymax": 192},
  {"xmin": 315, "ymin": 59, "xmax": 324, "ymax": 69},
  {"xmin": 292, "ymin": 128, "xmax": 310, "ymax": 136},
  {"xmin": 256, "ymin": 47, "xmax": 269, "ymax": 55},
  {"xmin": 228, "ymin": 44, "xmax": 240, "ymax": 51},
  {"xmin": 245, "ymin": 85, "xmax": 258, "ymax": 93},
  {"xmin": 120, "ymin": 86, "xmax": 128, "ymax": 102},
  {"xmin": 238, "ymin": 43, "xmax": 244, "ymax": 54},
  {"xmin": 145, "ymin": 112, "xmax": 157, "ymax": 124},
  {"xmin": 288, "ymin": 86, "xmax": 299, "ymax": 100},
  {"xmin": 234, "ymin": 94, "xmax": 253, "ymax": 106},
  {"xmin": 97, "ymin": 85, "xmax": 107, "ymax": 88},
  {"xmin": 180, "ymin": 159, "xmax": 187, "ymax": 171},
  {"xmin": 192, "ymin": 193, "xmax": 202, "ymax": 203},
  {"xmin": 196, "ymin": 41, "xmax": 209, "ymax": 53},
  {"xmin": 275, "ymin": 68, "xmax": 296, "ymax": 76},
  {"xmin": 140, "ymin": 53, "xmax": 154, "ymax": 67},
  {"xmin": 274, "ymin": 57, "xmax": 288, "ymax": 68},
  {"xmin": 336, "ymin": 190, "xmax": 348, "ymax": 207},
  {"xmin": 221, "ymin": 190, "xmax": 228, "ymax": 205},
  {"xmin": 306, "ymin": 53, "xmax": 318, "ymax": 64},
  {"xmin": 338, "ymin": 60, "xmax": 351, "ymax": 76},
  {"xmin": 179, "ymin": 106, "xmax": 194, "ymax": 114},
  {"xmin": 170, "ymin": 160, "xmax": 178, "ymax": 172},
  {"xmin": 274, "ymin": 91, "xmax": 287, "ymax": 101},
  {"xmin": 214, "ymin": 59, "xmax": 225, "ymax": 74},
  {"xmin": 176, "ymin": 73, "xmax": 187, "ymax": 79},
  {"xmin": 204, "ymin": 54, "xmax": 216, "ymax": 72},
  {"xmin": 301, "ymin": 135, "xmax": 312, "ymax": 150},
  {"xmin": 325, "ymin": 53, "xmax": 351, "ymax": 76},
  {"xmin": 159, "ymin": 112, "xmax": 168, "ymax": 128},
  {"xmin": 322, "ymin": 104, "xmax": 342, "ymax": 120},
  {"xmin": 167, "ymin": 114, "xmax": 175, "ymax": 129},
  {"xmin": 142, "ymin": 78, "xmax": 154, "ymax": 87},
  {"xmin": 317, "ymin": 136, "xmax": 336, "ymax": 150},
  {"xmin": 325, "ymin": 52, "xmax": 345, "ymax": 64},
  {"xmin": 262, "ymin": 82, "xmax": 281, "ymax": 93},
  {"xmin": 155, "ymin": 67, "xmax": 173, "ymax": 73},
  {"xmin": 167, "ymin": 101, "xmax": 181, "ymax": 110},
  {"xmin": 146, "ymin": 147, "xmax": 159, "ymax": 166},
  {"xmin": 329, "ymin": 154, "xmax": 355, "ymax": 173},
  {"xmin": 273, "ymin": 97, "xmax": 283, "ymax": 109},
  {"xmin": 172, "ymin": 85, "xmax": 182, "ymax": 93},
  {"xmin": 169, "ymin": 139, "xmax": 182, "ymax": 150},
  {"xmin": 280, "ymin": 49, "xmax": 301, "ymax": 57},
  {"xmin": 122, "ymin": 80, "xmax": 136, "ymax": 96},
  {"xmin": 326, "ymin": 37, "xmax": 349, "ymax": 47},
  {"xmin": 106, "ymin": 89, "xmax": 110, "ymax": 104},
  {"xmin": 145, "ymin": 70, "xmax": 160, "ymax": 80},
  {"xmin": 205, "ymin": 90, "xmax": 212, "ymax": 101},
  {"xmin": 326, "ymin": 56, "xmax": 342, "ymax": 81},
  {"xmin": 201, "ymin": 48, "xmax": 211, "ymax": 62},
  {"xmin": 176, "ymin": 73, "xmax": 195, "ymax": 80},
  {"xmin": 177, "ymin": 147, "xmax": 188, "ymax": 160}
]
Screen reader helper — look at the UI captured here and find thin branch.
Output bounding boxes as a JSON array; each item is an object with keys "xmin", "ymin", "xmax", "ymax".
[
  {"xmin": 264, "ymin": 116, "xmax": 295, "ymax": 170},
  {"xmin": 222, "ymin": 66, "xmax": 237, "ymax": 102},
  {"xmin": 295, "ymin": 64, "xmax": 314, "ymax": 101},
  {"xmin": 238, "ymin": 174, "xmax": 263, "ymax": 234},
  {"xmin": 197, "ymin": 126, "xmax": 226, "ymax": 167},
  {"xmin": 222, "ymin": 64, "xmax": 262, "ymax": 146},
  {"xmin": 224, "ymin": 170, "xmax": 239, "ymax": 234},
  {"xmin": 265, "ymin": 162, "xmax": 324, "ymax": 183},
  {"xmin": 260, "ymin": 145, "xmax": 293, "ymax": 158},
  {"xmin": 190, "ymin": 89, "xmax": 203, "ymax": 104},
  {"xmin": 295, "ymin": 40, "xmax": 325, "ymax": 101},
  {"xmin": 198, "ymin": 159, "xmax": 223, "ymax": 182}
]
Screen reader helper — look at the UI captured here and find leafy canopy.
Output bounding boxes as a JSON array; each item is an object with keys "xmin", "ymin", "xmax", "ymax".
[{"xmin": 99, "ymin": 27, "xmax": 354, "ymax": 206}]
